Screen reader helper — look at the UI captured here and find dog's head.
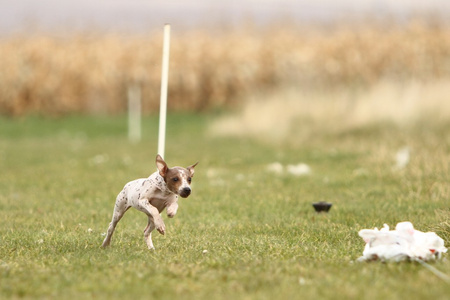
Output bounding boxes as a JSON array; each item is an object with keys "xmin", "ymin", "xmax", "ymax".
[{"xmin": 156, "ymin": 154, "xmax": 198, "ymax": 198}]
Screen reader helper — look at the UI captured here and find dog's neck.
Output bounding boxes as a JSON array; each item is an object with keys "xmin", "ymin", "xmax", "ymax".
[{"xmin": 150, "ymin": 171, "xmax": 175, "ymax": 196}]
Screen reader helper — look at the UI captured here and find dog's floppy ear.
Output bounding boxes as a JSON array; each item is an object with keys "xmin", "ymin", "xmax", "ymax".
[
  {"xmin": 156, "ymin": 155, "xmax": 168, "ymax": 177},
  {"xmin": 187, "ymin": 162, "xmax": 198, "ymax": 177}
]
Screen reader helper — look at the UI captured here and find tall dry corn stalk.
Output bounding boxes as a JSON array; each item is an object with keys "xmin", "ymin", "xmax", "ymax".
[{"xmin": 0, "ymin": 20, "xmax": 449, "ymax": 116}]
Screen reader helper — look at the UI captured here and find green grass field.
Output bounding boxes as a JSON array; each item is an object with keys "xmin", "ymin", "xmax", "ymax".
[{"xmin": 0, "ymin": 113, "xmax": 449, "ymax": 299}]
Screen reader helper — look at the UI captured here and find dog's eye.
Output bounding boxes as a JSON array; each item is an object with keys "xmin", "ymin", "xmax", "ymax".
[
  {"xmin": 188, "ymin": 177, "xmax": 192, "ymax": 183},
  {"xmin": 172, "ymin": 178, "xmax": 178, "ymax": 182}
]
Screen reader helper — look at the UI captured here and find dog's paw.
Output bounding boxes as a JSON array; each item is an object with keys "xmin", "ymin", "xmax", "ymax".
[
  {"xmin": 166, "ymin": 204, "xmax": 178, "ymax": 218},
  {"xmin": 156, "ymin": 223, "xmax": 166, "ymax": 235}
]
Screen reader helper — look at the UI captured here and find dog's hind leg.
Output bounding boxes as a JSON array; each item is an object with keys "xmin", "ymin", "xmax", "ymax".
[
  {"xmin": 102, "ymin": 191, "xmax": 129, "ymax": 248},
  {"xmin": 143, "ymin": 217, "xmax": 155, "ymax": 250}
]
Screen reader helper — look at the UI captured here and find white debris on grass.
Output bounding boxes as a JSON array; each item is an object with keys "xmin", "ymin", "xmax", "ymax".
[
  {"xmin": 266, "ymin": 162, "xmax": 283, "ymax": 174},
  {"xmin": 266, "ymin": 162, "xmax": 311, "ymax": 176},
  {"xmin": 287, "ymin": 163, "xmax": 311, "ymax": 176},
  {"xmin": 202, "ymin": 250, "xmax": 208, "ymax": 254},
  {"xmin": 358, "ymin": 221, "xmax": 447, "ymax": 262},
  {"xmin": 394, "ymin": 147, "xmax": 410, "ymax": 170}
]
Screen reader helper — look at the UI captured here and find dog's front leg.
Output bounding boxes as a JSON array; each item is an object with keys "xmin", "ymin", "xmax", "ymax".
[
  {"xmin": 166, "ymin": 202, "xmax": 178, "ymax": 218},
  {"xmin": 138, "ymin": 199, "xmax": 165, "ymax": 235}
]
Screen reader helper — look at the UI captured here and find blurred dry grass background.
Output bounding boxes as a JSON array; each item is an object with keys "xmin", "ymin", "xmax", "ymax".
[{"xmin": 0, "ymin": 19, "xmax": 449, "ymax": 117}]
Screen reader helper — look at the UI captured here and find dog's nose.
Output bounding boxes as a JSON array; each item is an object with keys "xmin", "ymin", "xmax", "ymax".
[{"xmin": 179, "ymin": 187, "xmax": 191, "ymax": 198}]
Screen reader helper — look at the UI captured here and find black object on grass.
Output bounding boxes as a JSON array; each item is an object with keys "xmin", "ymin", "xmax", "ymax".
[{"xmin": 312, "ymin": 201, "xmax": 332, "ymax": 213}]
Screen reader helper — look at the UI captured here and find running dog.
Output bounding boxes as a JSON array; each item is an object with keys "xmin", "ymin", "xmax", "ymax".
[{"xmin": 101, "ymin": 154, "xmax": 198, "ymax": 250}]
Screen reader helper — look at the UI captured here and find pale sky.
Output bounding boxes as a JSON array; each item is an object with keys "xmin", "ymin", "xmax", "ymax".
[{"xmin": 1, "ymin": 0, "xmax": 449, "ymax": 34}]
